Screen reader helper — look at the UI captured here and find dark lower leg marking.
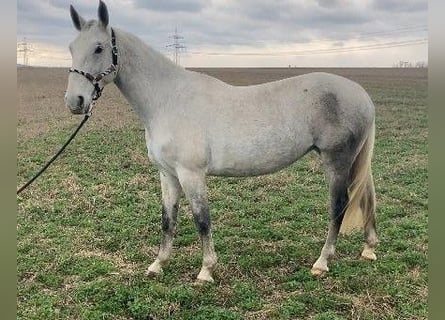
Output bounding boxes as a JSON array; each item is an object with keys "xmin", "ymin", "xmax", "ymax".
[
  {"xmin": 192, "ymin": 201, "xmax": 211, "ymax": 235},
  {"xmin": 158, "ymin": 202, "xmax": 179, "ymax": 257},
  {"xmin": 161, "ymin": 205, "xmax": 170, "ymax": 232},
  {"xmin": 331, "ymin": 181, "xmax": 349, "ymax": 229},
  {"xmin": 161, "ymin": 203, "xmax": 179, "ymax": 233},
  {"xmin": 191, "ymin": 199, "xmax": 217, "ymax": 282}
]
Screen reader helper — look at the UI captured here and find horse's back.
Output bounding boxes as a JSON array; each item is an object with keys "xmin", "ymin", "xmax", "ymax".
[{"xmin": 190, "ymin": 71, "xmax": 374, "ymax": 125}]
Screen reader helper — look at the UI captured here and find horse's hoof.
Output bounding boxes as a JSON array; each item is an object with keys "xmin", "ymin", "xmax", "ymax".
[
  {"xmin": 361, "ymin": 249, "xmax": 377, "ymax": 261},
  {"xmin": 310, "ymin": 267, "xmax": 328, "ymax": 277},
  {"xmin": 194, "ymin": 277, "xmax": 214, "ymax": 286},
  {"xmin": 146, "ymin": 260, "xmax": 163, "ymax": 278},
  {"xmin": 146, "ymin": 270, "xmax": 161, "ymax": 278},
  {"xmin": 146, "ymin": 263, "xmax": 163, "ymax": 278},
  {"xmin": 196, "ymin": 273, "xmax": 214, "ymax": 284},
  {"xmin": 196, "ymin": 267, "xmax": 215, "ymax": 284}
]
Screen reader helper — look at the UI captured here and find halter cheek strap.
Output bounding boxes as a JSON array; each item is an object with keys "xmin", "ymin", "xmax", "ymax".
[{"xmin": 69, "ymin": 28, "xmax": 118, "ymax": 103}]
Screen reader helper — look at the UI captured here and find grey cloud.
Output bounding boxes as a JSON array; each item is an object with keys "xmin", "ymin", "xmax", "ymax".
[
  {"xmin": 50, "ymin": 0, "xmax": 96, "ymax": 14},
  {"xmin": 372, "ymin": 0, "xmax": 428, "ymax": 12},
  {"xmin": 307, "ymin": 9, "xmax": 373, "ymax": 26},
  {"xmin": 18, "ymin": 1, "xmax": 70, "ymax": 31},
  {"xmin": 17, "ymin": 0, "xmax": 83, "ymax": 48},
  {"xmin": 133, "ymin": 0, "xmax": 209, "ymax": 12},
  {"xmin": 203, "ymin": 0, "xmax": 375, "ymax": 49},
  {"xmin": 223, "ymin": 0, "xmax": 373, "ymax": 27},
  {"xmin": 315, "ymin": 0, "xmax": 351, "ymax": 9},
  {"xmin": 110, "ymin": 0, "xmax": 424, "ymax": 48},
  {"xmin": 332, "ymin": 41, "xmax": 345, "ymax": 47}
]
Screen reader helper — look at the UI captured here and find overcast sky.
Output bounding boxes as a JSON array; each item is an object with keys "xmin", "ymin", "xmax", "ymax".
[{"xmin": 17, "ymin": 0, "xmax": 428, "ymax": 67}]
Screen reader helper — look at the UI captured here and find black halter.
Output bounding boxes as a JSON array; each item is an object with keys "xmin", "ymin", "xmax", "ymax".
[{"xmin": 69, "ymin": 28, "xmax": 118, "ymax": 102}]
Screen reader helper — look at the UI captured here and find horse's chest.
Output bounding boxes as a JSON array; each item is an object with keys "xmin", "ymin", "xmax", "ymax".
[
  {"xmin": 146, "ymin": 141, "xmax": 174, "ymax": 170},
  {"xmin": 144, "ymin": 130, "xmax": 175, "ymax": 171}
]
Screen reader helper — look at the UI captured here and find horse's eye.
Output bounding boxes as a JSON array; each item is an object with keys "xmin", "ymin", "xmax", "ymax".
[{"xmin": 95, "ymin": 46, "xmax": 103, "ymax": 54}]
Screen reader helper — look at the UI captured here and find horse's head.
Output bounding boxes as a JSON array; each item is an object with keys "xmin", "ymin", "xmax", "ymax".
[{"xmin": 65, "ymin": 1, "xmax": 117, "ymax": 114}]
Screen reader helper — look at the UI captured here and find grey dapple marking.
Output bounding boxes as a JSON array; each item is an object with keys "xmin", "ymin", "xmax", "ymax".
[{"xmin": 65, "ymin": 1, "xmax": 377, "ymax": 283}]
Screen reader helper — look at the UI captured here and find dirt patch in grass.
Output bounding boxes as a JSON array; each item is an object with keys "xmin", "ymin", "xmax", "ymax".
[{"xmin": 75, "ymin": 249, "xmax": 137, "ymax": 275}]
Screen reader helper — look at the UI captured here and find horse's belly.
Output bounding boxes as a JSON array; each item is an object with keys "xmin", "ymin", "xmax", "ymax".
[{"xmin": 207, "ymin": 139, "xmax": 311, "ymax": 177}]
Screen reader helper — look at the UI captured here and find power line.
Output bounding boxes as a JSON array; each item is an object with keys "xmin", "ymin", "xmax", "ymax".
[
  {"xmin": 306, "ymin": 25, "xmax": 427, "ymax": 45},
  {"xmin": 189, "ymin": 38, "xmax": 428, "ymax": 57},
  {"xmin": 352, "ymin": 24, "xmax": 427, "ymax": 37},
  {"xmin": 290, "ymin": 39, "xmax": 428, "ymax": 55},
  {"xmin": 240, "ymin": 24, "xmax": 427, "ymax": 49}
]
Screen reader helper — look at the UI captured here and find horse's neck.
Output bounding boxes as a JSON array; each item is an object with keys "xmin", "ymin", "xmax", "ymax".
[{"xmin": 113, "ymin": 29, "xmax": 185, "ymax": 125}]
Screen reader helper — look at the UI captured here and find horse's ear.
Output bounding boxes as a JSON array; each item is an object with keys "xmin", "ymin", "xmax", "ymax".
[
  {"xmin": 98, "ymin": 0, "xmax": 109, "ymax": 28},
  {"xmin": 70, "ymin": 5, "xmax": 85, "ymax": 31}
]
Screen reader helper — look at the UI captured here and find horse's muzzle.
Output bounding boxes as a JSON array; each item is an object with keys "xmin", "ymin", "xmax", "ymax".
[{"xmin": 65, "ymin": 93, "xmax": 91, "ymax": 114}]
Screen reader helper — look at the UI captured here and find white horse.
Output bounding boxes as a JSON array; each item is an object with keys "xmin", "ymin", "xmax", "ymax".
[{"xmin": 65, "ymin": 1, "xmax": 378, "ymax": 283}]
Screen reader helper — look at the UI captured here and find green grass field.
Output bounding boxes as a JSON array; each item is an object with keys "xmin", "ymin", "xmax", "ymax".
[{"xmin": 17, "ymin": 67, "xmax": 427, "ymax": 319}]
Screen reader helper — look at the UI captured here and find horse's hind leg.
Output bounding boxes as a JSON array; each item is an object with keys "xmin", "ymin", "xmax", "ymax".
[
  {"xmin": 311, "ymin": 139, "xmax": 357, "ymax": 275},
  {"xmin": 311, "ymin": 170, "xmax": 349, "ymax": 275},
  {"xmin": 177, "ymin": 168, "xmax": 217, "ymax": 283},
  {"xmin": 147, "ymin": 171, "xmax": 182, "ymax": 276}
]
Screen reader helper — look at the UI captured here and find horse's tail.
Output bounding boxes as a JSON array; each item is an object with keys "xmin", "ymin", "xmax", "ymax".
[{"xmin": 340, "ymin": 120, "xmax": 376, "ymax": 235}]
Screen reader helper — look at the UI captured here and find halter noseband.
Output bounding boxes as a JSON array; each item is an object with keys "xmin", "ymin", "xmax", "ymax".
[{"xmin": 69, "ymin": 28, "xmax": 118, "ymax": 103}]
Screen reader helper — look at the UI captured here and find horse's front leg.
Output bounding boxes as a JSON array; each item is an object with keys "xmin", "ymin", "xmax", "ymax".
[
  {"xmin": 177, "ymin": 168, "xmax": 217, "ymax": 283},
  {"xmin": 147, "ymin": 171, "xmax": 182, "ymax": 276}
]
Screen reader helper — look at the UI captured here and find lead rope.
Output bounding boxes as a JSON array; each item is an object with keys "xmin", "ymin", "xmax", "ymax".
[{"xmin": 17, "ymin": 109, "xmax": 93, "ymax": 195}]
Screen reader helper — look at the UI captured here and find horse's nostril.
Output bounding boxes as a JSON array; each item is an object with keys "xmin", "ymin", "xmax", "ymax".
[{"xmin": 77, "ymin": 95, "xmax": 84, "ymax": 107}]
